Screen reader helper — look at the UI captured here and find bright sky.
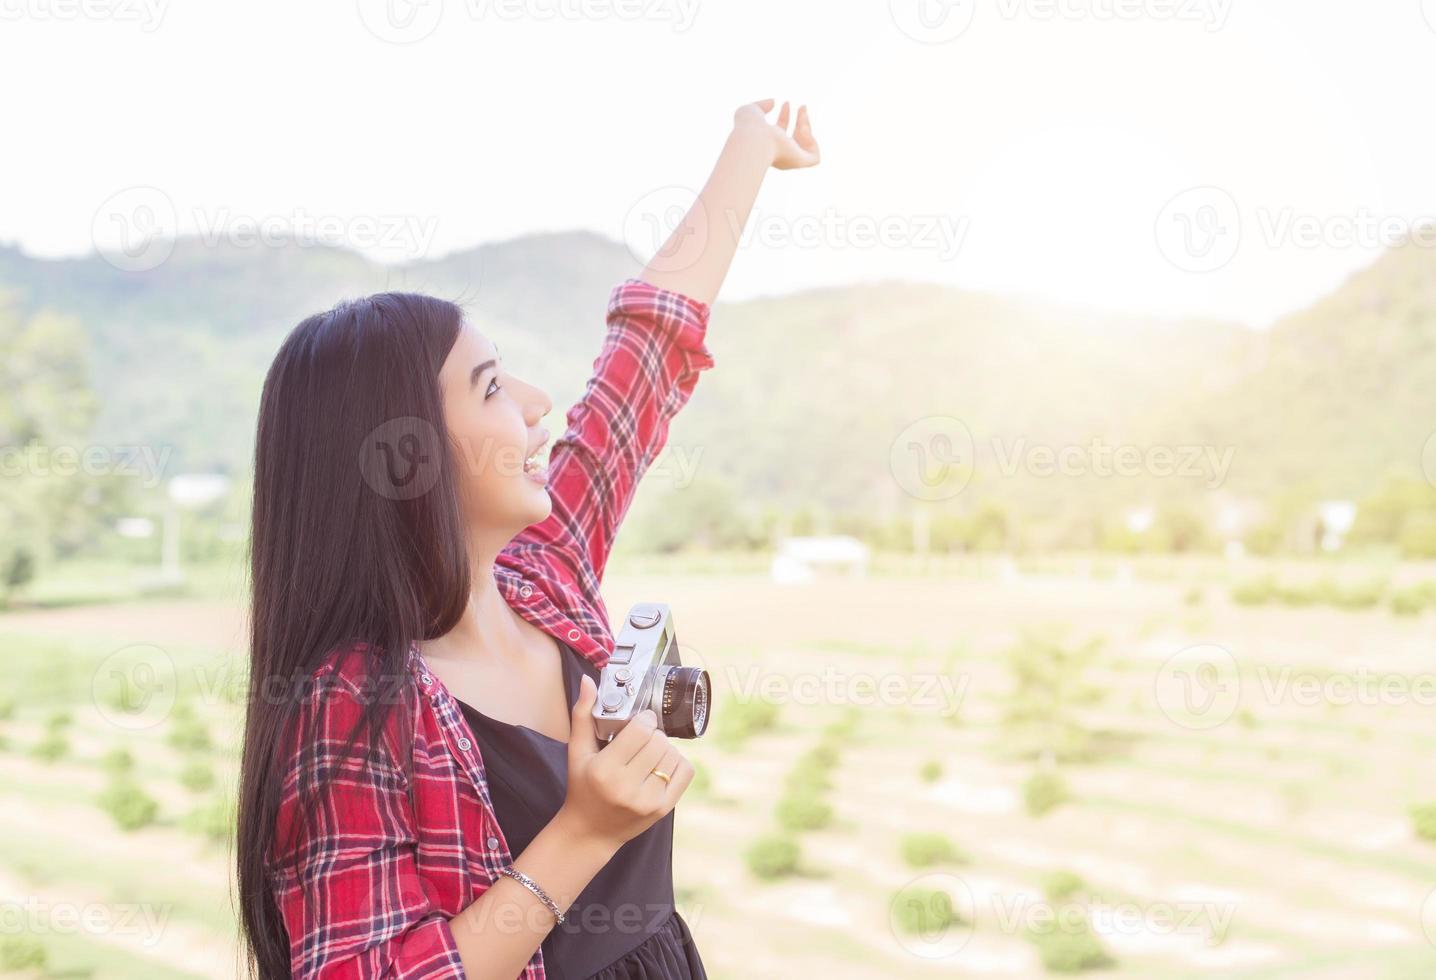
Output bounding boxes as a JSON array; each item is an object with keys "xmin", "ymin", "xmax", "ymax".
[{"xmin": 3, "ymin": 0, "xmax": 1434, "ymax": 327}]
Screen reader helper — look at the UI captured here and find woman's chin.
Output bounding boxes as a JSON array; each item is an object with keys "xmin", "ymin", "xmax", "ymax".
[{"xmin": 522, "ymin": 484, "xmax": 553, "ymax": 524}]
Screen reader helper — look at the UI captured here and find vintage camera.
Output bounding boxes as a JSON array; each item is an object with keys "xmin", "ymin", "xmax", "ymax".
[{"xmin": 593, "ymin": 602, "xmax": 710, "ymax": 743}]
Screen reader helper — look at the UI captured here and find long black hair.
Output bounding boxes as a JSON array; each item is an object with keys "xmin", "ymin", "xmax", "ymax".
[{"xmin": 237, "ymin": 291, "xmax": 473, "ymax": 979}]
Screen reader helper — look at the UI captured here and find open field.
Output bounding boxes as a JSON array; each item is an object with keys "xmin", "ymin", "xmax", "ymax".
[{"xmin": 1, "ymin": 556, "xmax": 1434, "ymax": 978}]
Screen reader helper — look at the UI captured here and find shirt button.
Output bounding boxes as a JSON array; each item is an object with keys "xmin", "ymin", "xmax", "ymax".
[
  {"xmin": 419, "ymin": 673, "xmax": 432, "ymax": 685},
  {"xmin": 486, "ymin": 836, "xmax": 499, "ymax": 849},
  {"xmin": 457, "ymin": 737, "xmax": 471, "ymax": 751},
  {"xmin": 567, "ymin": 628, "xmax": 581, "ymax": 640},
  {"xmin": 518, "ymin": 585, "xmax": 533, "ymax": 598}
]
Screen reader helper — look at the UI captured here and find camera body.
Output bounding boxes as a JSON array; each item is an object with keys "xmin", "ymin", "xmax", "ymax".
[{"xmin": 593, "ymin": 602, "xmax": 710, "ymax": 743}]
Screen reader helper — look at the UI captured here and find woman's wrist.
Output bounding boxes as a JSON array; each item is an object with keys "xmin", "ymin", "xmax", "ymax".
[
  {"xmin": 546, "ymin": 805, "xmax": 622, "ymax": 866},
  {"xmin": 727, "ymin": 119, "xmax": 779, "ymax": 169}
]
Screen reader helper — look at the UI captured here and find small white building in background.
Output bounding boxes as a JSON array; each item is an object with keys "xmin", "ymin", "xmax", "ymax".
[
  {"xmin": 769, "ymin": 535, "xmax": 870, "ymax": 584},
  {"xmin": 1318, "ymin": 500, "xmax": 1357, "ymax": 552}
]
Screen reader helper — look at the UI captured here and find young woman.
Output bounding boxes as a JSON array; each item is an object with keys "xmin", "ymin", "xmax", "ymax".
[{"xmin": 236, "ymin": 100, "xmax": 820, "ymax": 979}]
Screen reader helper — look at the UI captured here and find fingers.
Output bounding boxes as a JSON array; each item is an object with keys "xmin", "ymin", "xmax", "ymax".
[
  {"xmin": 607, "ymin": 708, "xmax": 660, "ymax": 766},
  {"xmin": 776, "ymin": 100, "xmax": 790, "ymax": 131},
  {"xmin": 795, "ymin": 104, "xmax": 816, "ymax": 148},
  {"xmin": 638, "ymin": 741, "xmax": 688, "ymax": 810},
  {"xmin": 566, "ymin": 674, "xmax": 600, "ymax": 765},
  {"xmin": 627, "ymin": 727, "xmax": 672, "ymax": 789},
  {"xmin": 650, "ymin": 750, "xmax": 694, "ymax": 813},
  {"xmin": 754, "ymin": 97, "xmax": 775, "ymax": 111}
]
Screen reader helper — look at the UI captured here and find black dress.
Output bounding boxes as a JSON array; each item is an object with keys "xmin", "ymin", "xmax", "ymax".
[{"xmin": 454, "ymin": 642, "xmax": 708, "ymax": 980}]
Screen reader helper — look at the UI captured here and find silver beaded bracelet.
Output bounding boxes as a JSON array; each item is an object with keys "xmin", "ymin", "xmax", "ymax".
[{"xmin": 497, "ymin": 866, "xmax": 565, "ymax": 926}]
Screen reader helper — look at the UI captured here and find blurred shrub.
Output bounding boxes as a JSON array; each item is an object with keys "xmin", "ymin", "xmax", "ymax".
[
  {"xmin": 183, "ymin": 796, "xmax": 235, "ymax": 843},
  {"xmin": 744, "ymin": 834, "xmax": 801, "ymax": 880},
  {"xmin": 101, "ymin": 747, "xmax": 135, "ymax": 774},
  {"xmin": 1411, "ymin": 803, "xmax": 1436, "ymax": 842},
  {"xmin": 1275, "ymin": 580, "xmax": 1324, "ymax": 607},
  {"xmin": 1231, "ymin": 577, "xmax": 1275, "ymax": 606},
  {"xmin": 775, "ymin": 790, "xmax": 832, "ymax": 832},
  {"xmin": 899, "ymin": 832, "xmax": 965, "ymax": 868},
  {"xmin": 1001, "ymin": 631, "xmax": 1105, "ymax": 763},
  {"xmin": 1233, "ymin": 575, "xmax": 1393, "ymax": 613},
  {"xmin": 821, "ymin": 707, "xmax": 861, "ymax": 741},
  {"xmin": 0, "ymin": 935, "xmax": 47, "ymax": 972},
  {"xmin": 167, "ymin": 715, "xmax": 213, "ymax": 753},
  {"xmin": 0, "ymin": 696, "xmax": 16, "ymax": 721},
  {"xmin": 1042, "ymin": 870, "xmax": 1088, "ymax": 903},
  {"xmin": 713, "ymin": 697, "xmax": 779, "ymax": 750},
  {"xmin": 891, "ymin": 884, "xmax": 962, "ymax": 935},
  {"xmin": 688, "ymin": 759, "xmax": 711, "ymax": 797},
  {"xmin": 919, "ymin": 759, "xmax": 943, "ymax": 783},
  {"xmin": 800, "ymin": 741, "xmax": 840, "ymax": 771},
  {"xmin": 1024, "ymin": 771, "xmax": 1070, "ymax": 818},
  {"xmin": 180, "ymin": 760, "xmax": 217, "ymax": 793},
  {"xmin": 1390, "ymin": 583, "xmax": 1436, "ymax": 616},
  {"xmin": 1329, "ymin": 579, "xmax": 1385, "ymax": 610},
  {"xmin": 30, "ymin": 732, "xmax": 69, "ymax": 763},
  {"xmin": 783, "ymin": 766, "xmax": 832, "ymax": 796},
  {"xmin": 97, "ymin": 777, "xmax": 159, "ymax": 831},
  {"xmin": 1026, "ymin": 916, "xmax": 1114, "ymax": 973}
]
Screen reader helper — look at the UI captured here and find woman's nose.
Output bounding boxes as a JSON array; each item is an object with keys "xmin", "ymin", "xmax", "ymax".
[{"xmin": 528, "ymin": 385, "xmax": 552, "ymax": 422}]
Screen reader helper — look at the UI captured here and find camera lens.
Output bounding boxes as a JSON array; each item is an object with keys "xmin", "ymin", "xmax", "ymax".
[{"xmin": 659, "ymin": 666, "xmax": 710, "ymax": 738}]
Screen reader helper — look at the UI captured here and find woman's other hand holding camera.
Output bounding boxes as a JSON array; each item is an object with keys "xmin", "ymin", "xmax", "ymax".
[{"xmin": 556, "ymin": 674, "xmax": 694, "ymax": 851}]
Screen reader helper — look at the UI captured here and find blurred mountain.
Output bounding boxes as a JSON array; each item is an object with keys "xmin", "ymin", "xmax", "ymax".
[{"xmin": 0, "ymin": 231, "xmax": 1430, "ymax": 524}]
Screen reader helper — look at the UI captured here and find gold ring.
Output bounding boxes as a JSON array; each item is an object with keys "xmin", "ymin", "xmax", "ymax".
[{"xmin": 650, "ymin": 768, "xmax": 672, "ymax": 783}]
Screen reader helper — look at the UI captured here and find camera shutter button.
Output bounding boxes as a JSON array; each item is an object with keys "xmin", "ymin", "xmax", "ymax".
[
  {"xmin": 601, "ymin": 690, "xmax": 624, "ymax": 711},
  {"xmin": 615, "ymin": 667, "xmax": 631, "ymax": 686}
]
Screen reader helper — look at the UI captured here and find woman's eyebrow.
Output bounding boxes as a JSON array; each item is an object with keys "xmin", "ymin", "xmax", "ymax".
[{"xmin": 470, "ymin": 359, "xmax": 497, "ymax": 388}]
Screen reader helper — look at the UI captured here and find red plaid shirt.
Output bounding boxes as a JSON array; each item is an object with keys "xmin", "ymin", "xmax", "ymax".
[{"xmin": 269, "ymin": 278, "xmax": 715, "ymax": 979}]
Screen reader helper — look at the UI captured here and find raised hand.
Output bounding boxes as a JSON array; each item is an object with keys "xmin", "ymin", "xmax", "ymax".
[{"xmin": 733, "ymin": 98, "xmax": 821, "ymax": 171}]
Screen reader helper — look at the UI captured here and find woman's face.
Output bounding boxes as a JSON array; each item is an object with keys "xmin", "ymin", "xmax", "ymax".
[{"xmin": 439, "ymin": 321, "xmax": 554, "ymax": 538}]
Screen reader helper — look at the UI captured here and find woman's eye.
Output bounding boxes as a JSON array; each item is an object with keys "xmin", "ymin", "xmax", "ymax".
[{"xmin": 485, "ymin": 377, "xmax": 502, "ymax": 399}]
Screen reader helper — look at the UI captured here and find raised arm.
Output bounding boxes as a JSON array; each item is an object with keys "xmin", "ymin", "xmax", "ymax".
[
  {"xmin": 500, "ymin": 100, "xmax": 820, "ymax": 610},
  {"xmin": 639, "ymin": 99, "xmax": 821, "ymax": 305}
]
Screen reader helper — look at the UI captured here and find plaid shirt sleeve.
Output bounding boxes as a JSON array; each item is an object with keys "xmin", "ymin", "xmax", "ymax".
[
  {"xmin": 503, "ymin": 277, "xmax": 716, "ymax": 607},
  {"xmin": 271, "ymin": 663, "xmax": 466, "ymax": 979}
]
